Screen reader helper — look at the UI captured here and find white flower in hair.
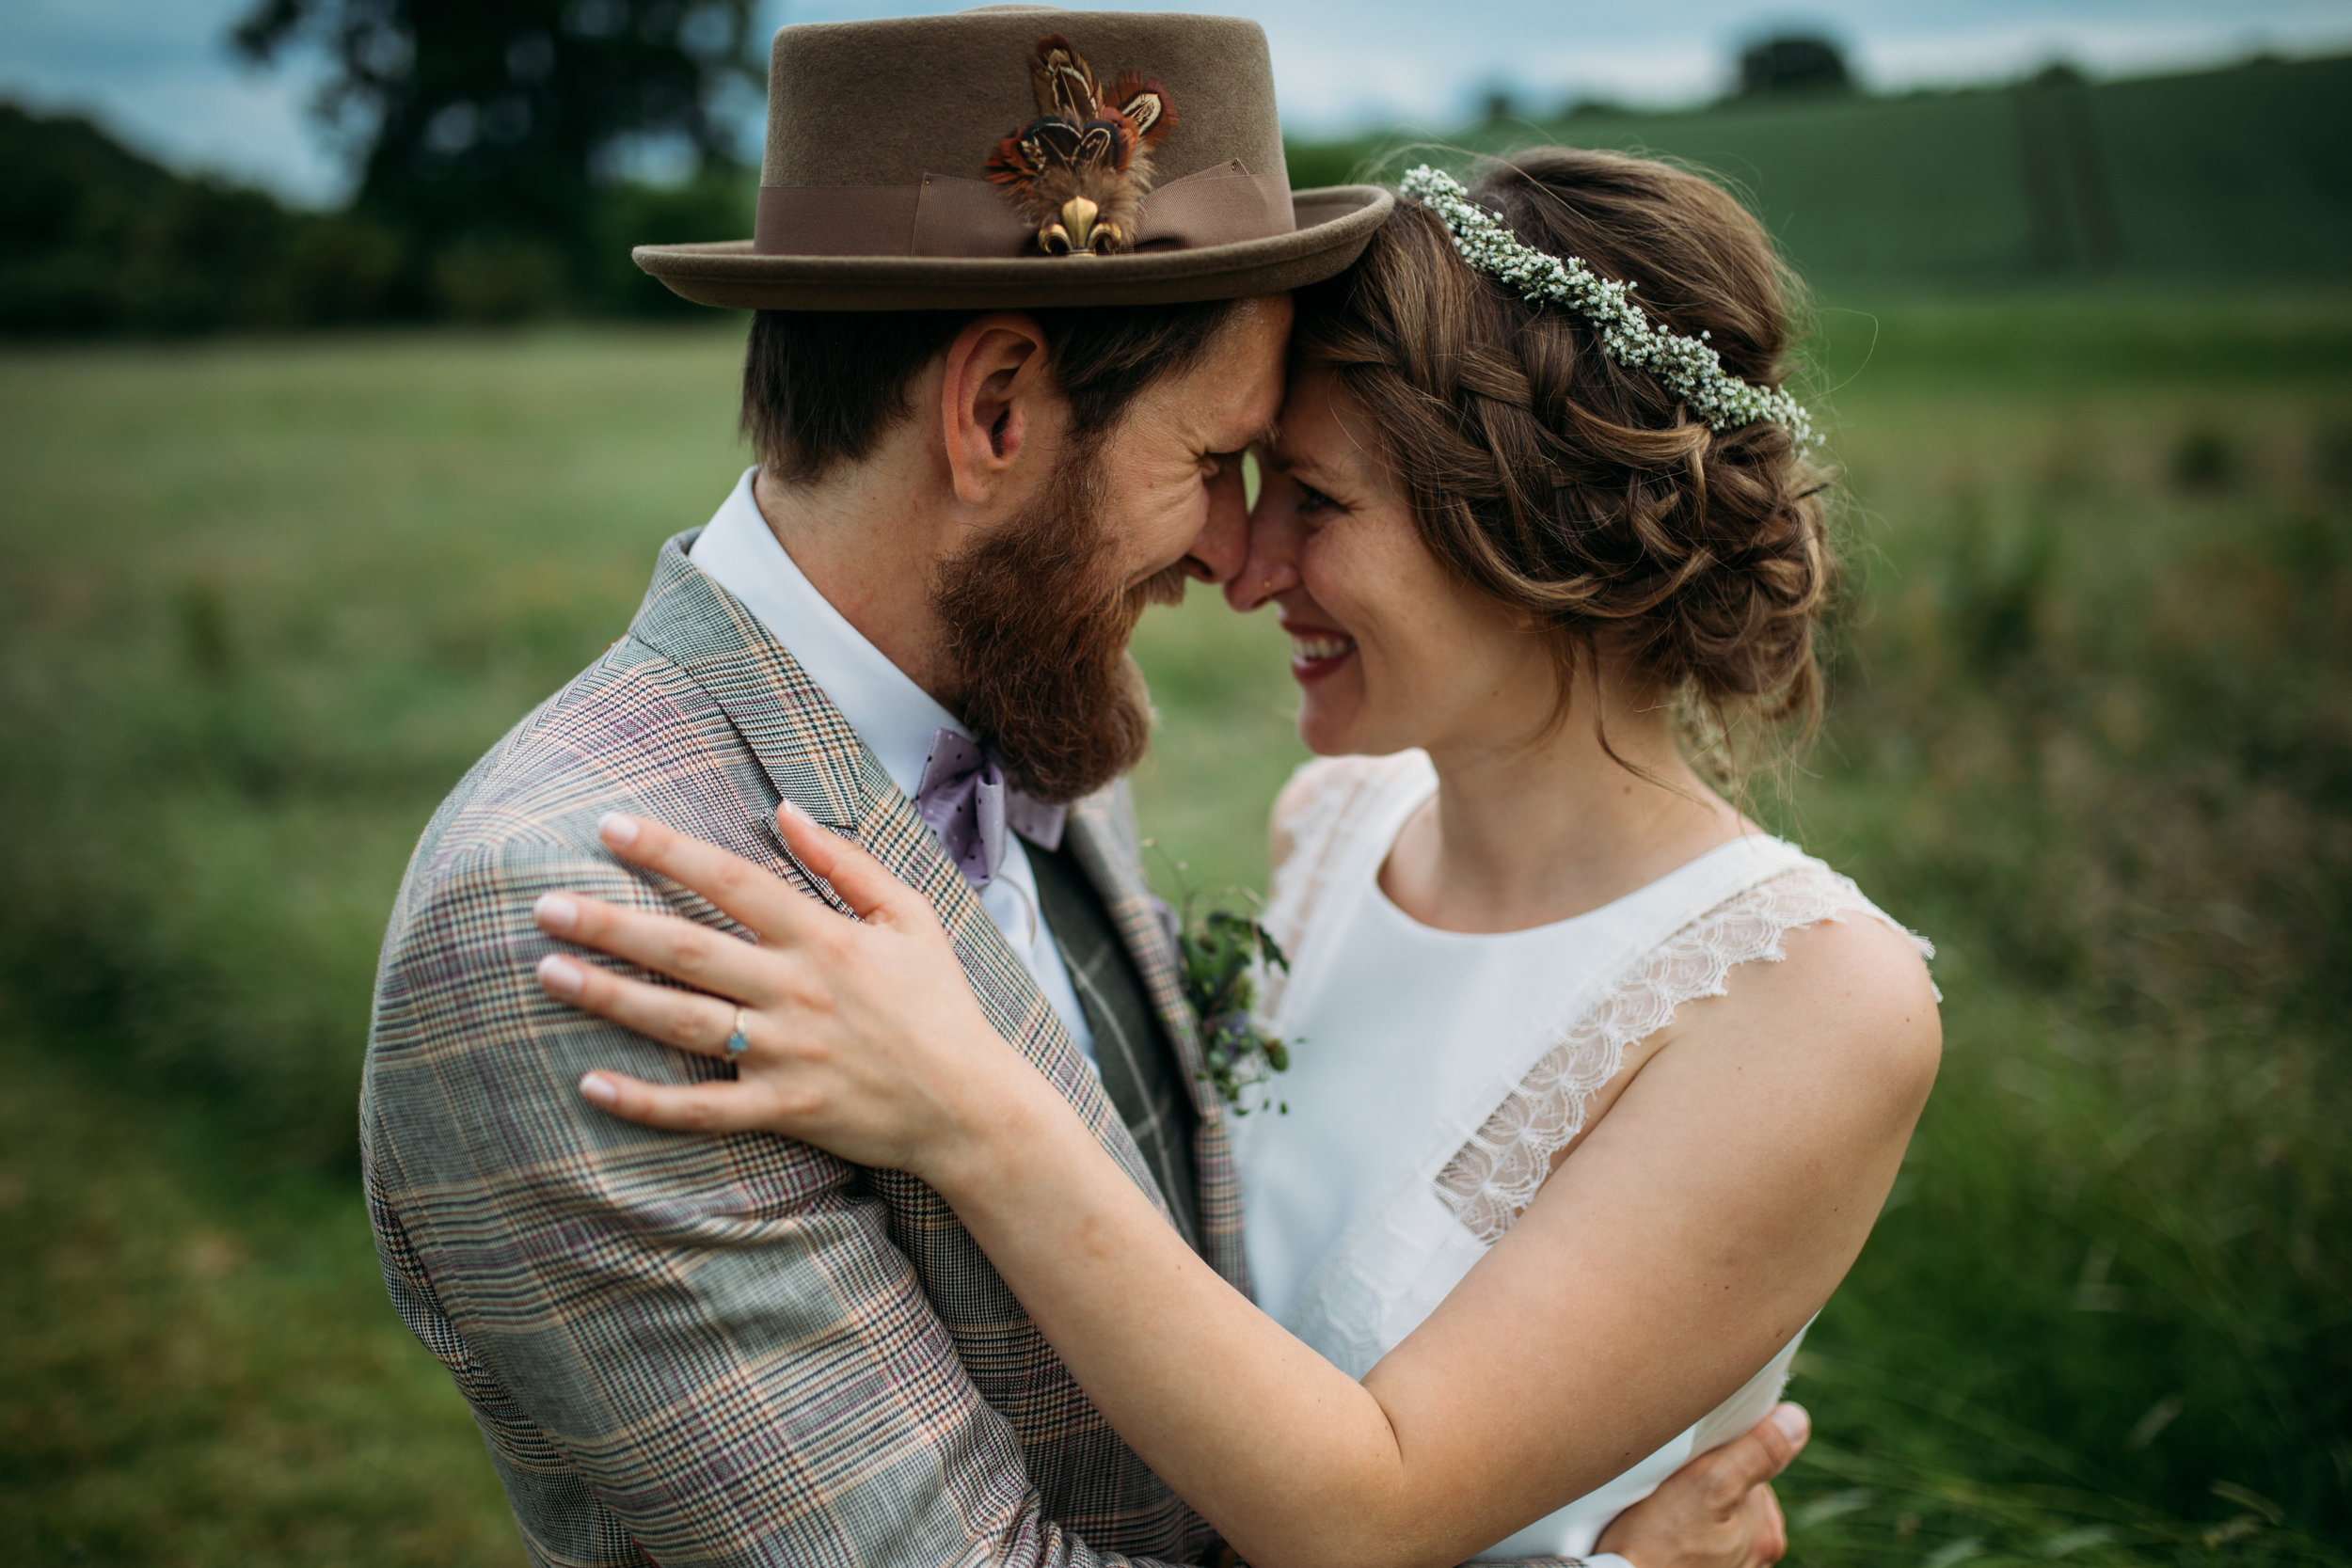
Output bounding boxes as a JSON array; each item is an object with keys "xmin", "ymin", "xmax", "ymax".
[{"xmin": 1398, "ymin": 166, "xmax": 1816, "ymax": 449}]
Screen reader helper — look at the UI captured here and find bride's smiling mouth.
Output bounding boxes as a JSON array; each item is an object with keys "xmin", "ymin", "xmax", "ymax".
[{"xmin": 1285, "ymin": 624, "xmax": 1359, "ymax": 683}]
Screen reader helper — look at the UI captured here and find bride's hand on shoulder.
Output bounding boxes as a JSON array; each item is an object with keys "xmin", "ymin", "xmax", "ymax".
[{"xmin": 528, "ymin": 800, "xmax": 1038, "ymax": 1180}]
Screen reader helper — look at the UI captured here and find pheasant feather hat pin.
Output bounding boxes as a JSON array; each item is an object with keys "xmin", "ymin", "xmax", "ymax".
[{"xmin": 986, "ymin": 35, "xmax": 1175, "ymax": 256}]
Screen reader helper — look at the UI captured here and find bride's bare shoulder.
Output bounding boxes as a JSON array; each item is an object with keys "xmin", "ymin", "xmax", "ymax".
[{"xmin": 1690, "ymin": 905, "xmax": 1942, "ymax": 1113}]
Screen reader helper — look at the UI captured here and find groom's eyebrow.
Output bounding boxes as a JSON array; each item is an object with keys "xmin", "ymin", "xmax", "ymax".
[{"xmin": 1213, "ymin": 419, "xmax": 1279, "ymax": 459}]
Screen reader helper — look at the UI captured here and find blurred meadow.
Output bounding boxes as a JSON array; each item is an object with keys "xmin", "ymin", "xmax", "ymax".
[{"xmin": 5, "ymin": 294, "xmax": 2347, "ymax": 1566}]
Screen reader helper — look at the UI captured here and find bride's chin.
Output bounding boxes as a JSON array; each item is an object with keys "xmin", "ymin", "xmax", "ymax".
[{"xmin": 1295, "ymin": 690, "xmax": 1368, "ymax": 756}]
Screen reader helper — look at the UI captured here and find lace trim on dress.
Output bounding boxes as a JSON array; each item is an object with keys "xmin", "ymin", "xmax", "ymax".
[{"xmin": 1434, "ymin": 863, "xmax": 1936, "ymax": 1245}]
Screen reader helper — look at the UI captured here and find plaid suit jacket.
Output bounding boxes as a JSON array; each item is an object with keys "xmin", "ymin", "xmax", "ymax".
[{"xmin": 362, "ymin": 531, "xmax": 1248, "ymax": 1567}]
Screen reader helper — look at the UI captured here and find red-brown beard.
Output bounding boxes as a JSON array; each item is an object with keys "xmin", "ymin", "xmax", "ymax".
[{"xmin": 931, "ymin": 452, "xmax": 1191, "ymax": 804}]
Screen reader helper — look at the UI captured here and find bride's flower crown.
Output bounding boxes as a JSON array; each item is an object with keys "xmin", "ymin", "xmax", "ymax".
[{"xmin": 1398, "ymin": 166, "xmax": 1817, "ymax": 449}]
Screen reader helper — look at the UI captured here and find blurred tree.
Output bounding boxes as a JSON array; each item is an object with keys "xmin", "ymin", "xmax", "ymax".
[
  {"xmin": 1735, "ymin": 34, "xmax": 1855, "ymax": 98},
  {"xmin": 233, "ymin": 0, "xmax": 760, "ymax": 311}
]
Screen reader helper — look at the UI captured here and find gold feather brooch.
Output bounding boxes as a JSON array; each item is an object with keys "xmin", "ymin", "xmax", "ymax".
[{"xmin": 985, "ymin": 34, "xmax": 1176, "ymax": 256}]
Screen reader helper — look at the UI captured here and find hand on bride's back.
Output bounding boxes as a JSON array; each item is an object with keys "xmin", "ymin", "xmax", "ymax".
[{"xmin": 529, "ymin": 800, "xmax": 1026, "ymax": 1176}]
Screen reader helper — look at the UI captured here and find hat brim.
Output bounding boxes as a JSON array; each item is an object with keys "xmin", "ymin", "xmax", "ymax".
[{"xmin": 632, "ymin": 185, "xmax": 1393, "ymax": 310}]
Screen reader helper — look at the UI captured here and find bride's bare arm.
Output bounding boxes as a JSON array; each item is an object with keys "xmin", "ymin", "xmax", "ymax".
[{"xmin": 535, "ymin": 805, "xmax": 1939, "ymax": 1568}]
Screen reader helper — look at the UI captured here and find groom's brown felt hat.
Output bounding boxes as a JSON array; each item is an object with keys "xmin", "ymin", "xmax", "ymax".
[{"xmin": 633, "ymin": 7, "xmax": 1393, "ymax": 310}]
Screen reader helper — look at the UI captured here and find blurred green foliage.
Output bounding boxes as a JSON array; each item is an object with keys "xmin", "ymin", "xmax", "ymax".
[
  {"xmin": 0, "ymin": 104, "xmax": 405, "ymax": 334},
  {"xmin": 230, "ymin": 0, "xmax": 759, "ymax": 275},
  {"xmin": 1770, "ymin": 303, "xmax": 2352, "ymax": 1563},
  {"xmin": 0, "ymin": 299, "xmax": 2347, "ymax": 1562},
  {"xmin": 0, "ymin": 103, "xmax": 750, "ymax": 332}
]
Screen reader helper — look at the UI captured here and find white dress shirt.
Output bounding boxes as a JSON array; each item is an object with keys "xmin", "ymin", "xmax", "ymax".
[{"xmin": 691, "ymin": 467, "xmax": 1097, "ymax": 1065}]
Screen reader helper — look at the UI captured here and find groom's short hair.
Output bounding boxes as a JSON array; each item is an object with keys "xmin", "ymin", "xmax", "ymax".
[{"xmin": 740, "ymin": 301, "xmax": 1243, "ymax": 485}]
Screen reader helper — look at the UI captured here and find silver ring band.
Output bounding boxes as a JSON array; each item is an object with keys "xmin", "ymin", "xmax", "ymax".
[{"xmin": 723, "ymin": 1006, "xmax": 751, "ymax": 1060}]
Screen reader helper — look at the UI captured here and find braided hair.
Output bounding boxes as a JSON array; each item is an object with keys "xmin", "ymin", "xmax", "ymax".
[{"xmin": 1294, "ymin": 148, "xmax": 1836, "ymax": 774}]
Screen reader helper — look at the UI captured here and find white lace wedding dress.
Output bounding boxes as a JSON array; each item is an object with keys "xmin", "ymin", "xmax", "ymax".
[{"xmin": 1235, "ymin": 752, "xmax": 1932, "ymax": 1562}]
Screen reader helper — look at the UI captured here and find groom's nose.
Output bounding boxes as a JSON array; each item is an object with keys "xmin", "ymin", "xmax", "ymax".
[{"xmin": 1180, "ymin": 454, "xmax": 1251, "ymax": 584}]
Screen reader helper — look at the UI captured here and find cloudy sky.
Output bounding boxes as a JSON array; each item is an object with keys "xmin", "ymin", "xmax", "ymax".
[{"xmin": 6, "ymin": 0, "xmax": 2348, "ymax": 206}]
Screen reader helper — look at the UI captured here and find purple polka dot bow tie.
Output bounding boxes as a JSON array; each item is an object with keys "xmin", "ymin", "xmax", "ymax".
[{"xmin": 913, "ymin": 728, "xmax": 1066, "ymax": 890}]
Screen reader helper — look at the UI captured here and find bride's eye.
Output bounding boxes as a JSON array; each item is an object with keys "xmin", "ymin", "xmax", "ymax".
[{"xmin": 1294, "ymin": 482, "xmax": 1337, "ymax": 517}]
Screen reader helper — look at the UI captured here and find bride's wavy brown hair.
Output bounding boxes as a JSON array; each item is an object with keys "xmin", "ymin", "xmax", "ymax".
[{"xmin": 1293, "ymin": 148, "xmax": 1836, "ymax": 780}]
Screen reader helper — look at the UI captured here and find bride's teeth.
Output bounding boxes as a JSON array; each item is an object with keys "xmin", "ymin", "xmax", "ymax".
[{"xmin": 1290, "ymin": 634, "xmax": 1356, "ymax": 662}]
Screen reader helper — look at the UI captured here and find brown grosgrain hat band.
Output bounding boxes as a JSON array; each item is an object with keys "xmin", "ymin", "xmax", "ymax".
[
  {"xmin": 754, "ymin": 162, "xmax": 1293, "ymax": 260},
  {"xmin": 633, "ymin": 9, "xmax": 1392, "ymax": 310}
]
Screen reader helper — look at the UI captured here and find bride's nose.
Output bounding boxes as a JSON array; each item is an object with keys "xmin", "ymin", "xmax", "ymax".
[{"xmin": 1226, "ymin": 480, "xmax": 1304, "ymax": 613}]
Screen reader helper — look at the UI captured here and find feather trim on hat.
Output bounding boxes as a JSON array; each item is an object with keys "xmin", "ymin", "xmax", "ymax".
[{"xmin": 985, "ymin": 34, "xmax": 1176, "ymax": 256}]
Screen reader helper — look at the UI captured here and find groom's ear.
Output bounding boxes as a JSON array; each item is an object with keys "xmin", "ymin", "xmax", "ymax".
[{"xmin": 939, "ymin": 313, "xmax": 1057, "ymax": 507}]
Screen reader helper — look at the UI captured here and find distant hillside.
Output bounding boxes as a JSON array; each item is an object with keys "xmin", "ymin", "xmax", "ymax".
[{"xmin": 1287, "ymin": 54, "xmax": 2352, "ymax": 291}]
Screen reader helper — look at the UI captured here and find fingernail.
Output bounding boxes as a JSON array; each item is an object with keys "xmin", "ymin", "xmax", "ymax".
[
  {"xmin": 534, "ymin": 894, "xmax": 579, "ymax": 933},
  {"xmin": 579, "ymin": 1072, "xmax": 617, "ymax": 1106},
  {"xmin": 598, "ymin": 813, "xmax": 639, "ymax": 847},
  {"xmin": 778, "ymin": 798, "xmax": 809, "ymax": 821},
  {"xmin": 1771, "ymin": 1402, "xmax": 1810, "ymax": 1444},
  {"xmin": 537, "ymin": 953, "xmax": 584, "ymax": 996}
]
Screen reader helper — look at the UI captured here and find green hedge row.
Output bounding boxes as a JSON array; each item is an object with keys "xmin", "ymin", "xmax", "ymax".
[{"xmin": 0, "ymin": 103, "xmax": 752, "ymax": 333}]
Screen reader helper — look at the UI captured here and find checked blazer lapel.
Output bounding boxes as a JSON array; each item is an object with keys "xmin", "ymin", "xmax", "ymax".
[
  {"xmin": 1063, "ymin": 790, "xmax": 1253, "ymax": 1294},
  {"xmin": 623, "ymin": 531, "xmax": 1180, "ymax": 1220}
]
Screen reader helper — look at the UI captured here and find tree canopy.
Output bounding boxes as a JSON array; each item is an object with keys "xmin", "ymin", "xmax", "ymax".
[
  {"xmin": 234, "ymin": 0, "xmax": 759, "ymax": 252},
  {"xmin": 1736, "ymin": 35, "xmax": 1855, "ymax": 98}
]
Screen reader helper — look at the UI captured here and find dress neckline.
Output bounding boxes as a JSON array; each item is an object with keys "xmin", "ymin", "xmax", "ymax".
[{"xmin": 1360, "ymin": 774, "xmax": 1785, "ymax": 944}]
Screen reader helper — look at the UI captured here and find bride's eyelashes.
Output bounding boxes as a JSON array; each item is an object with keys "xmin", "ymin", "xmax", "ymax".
[{"xmin": 1292, "ymin": 481, "xmax": 1339, "ymax": 519}]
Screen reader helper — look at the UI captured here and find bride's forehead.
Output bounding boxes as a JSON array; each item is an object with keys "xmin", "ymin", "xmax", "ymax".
[{"xmin": 1266, "ymin": 386, "xmax": 1376, "ymax": 472}]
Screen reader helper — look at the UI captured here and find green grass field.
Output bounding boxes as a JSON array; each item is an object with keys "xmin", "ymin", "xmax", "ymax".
[{"xmin": 2, "ymin": 298, "xmax": 2347, "ymax": 1565}]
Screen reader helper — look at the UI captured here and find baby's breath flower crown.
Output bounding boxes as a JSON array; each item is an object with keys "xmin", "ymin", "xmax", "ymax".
[{"xmin": 1398, "ymin": 166, "xmax": 1816, "ymax": 449}]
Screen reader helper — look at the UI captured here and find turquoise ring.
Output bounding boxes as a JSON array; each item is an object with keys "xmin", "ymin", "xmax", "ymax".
[{"xmin": 724, "ymin": 1007, "xmax": 751, "ymax": 1060}]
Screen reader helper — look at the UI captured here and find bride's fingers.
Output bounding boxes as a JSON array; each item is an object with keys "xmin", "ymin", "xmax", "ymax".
[
  {"xmin": 532, "ymin": 891, "xmax": 774, "ymax": 1004},
  {"xmin": 536, "ymin": 953, "xmax": 743, "ymax": 1058},
  {"xmin": 596, "ymin": 811, "xmax": 832, "ymax": 942},
  {"xmin": 773, "ymin": 799, "xmax": 932, "ymax": 928},
  {"xmin": 577, "ymin": 1070, "xmax": 801, "ymax": 1135}
]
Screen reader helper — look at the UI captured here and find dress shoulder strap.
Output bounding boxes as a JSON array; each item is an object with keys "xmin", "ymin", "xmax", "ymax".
[
  {"xmin": 1260, "ymin": 752, "xmax": 1433, "ymax": 1010},
  {"xmin": 1435, "ymin": 849, "xmax": 1935, "ymax": 1244}
]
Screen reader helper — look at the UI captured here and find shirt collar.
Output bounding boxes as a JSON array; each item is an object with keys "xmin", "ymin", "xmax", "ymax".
[{"xmin": 688, "ymin": 467, "xmax": 966, "ymax": 800}]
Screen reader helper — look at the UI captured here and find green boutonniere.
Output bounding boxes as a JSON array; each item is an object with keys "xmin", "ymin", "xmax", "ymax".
[{"xmin": 1176, "ymin": 903, "xmax": 1295, "ymax": 1117}]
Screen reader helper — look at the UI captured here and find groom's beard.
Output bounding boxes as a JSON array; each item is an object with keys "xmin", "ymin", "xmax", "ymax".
[{"xmin": 932, "ymin": 450, "xmax": 1191, "ymax": 804}]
